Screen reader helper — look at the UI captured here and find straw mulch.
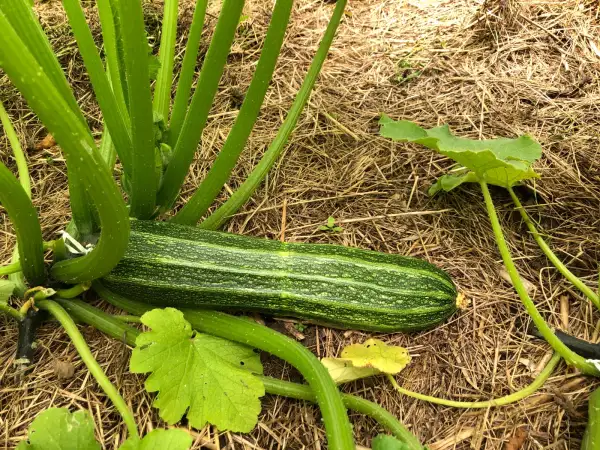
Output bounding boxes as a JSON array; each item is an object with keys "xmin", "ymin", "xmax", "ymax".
[{"xmin": 1, "ymin": 0, "xmax": 600, "ymax": 448}]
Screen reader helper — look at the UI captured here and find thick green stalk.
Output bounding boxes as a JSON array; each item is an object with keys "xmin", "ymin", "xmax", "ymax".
[
  {"xmin": 37, "ymin": 299, "xmax": 139, "ymax": 440},
  {"xmin": 480, "ymin": 181, "xmax": 598, "ymax": 375},
  {"xmin": 0, "ymin": 261, "xmax": 21, "ymax": 276},
  {"xmin": 156, "ymin": 0, "xmax": 245, "ymax": 211},
  {"xmin": 0, "ymin": 100, "xmax": 31, "ymax": 196},
  {"xmin": 172, "ymin": 0, "xmax": 294, "ymax": 225},
  {"xmin": 0, "ymin": 13, "xmax": 130, "ymax": 283},
  {"xmin": 99, "ymin": 127, "xmax": 117, "ymax": 170},
  {"xmin": 96, "ymin": 0, "xmax": 129, "ymax": 121},
  {"xmin": 0, "ymin": 0, "xmax": 85, "ymax": 124},
  {"xmin": 0, "ymin": 0, "xmax": 95, "ymax": 235},
  {"xmin": 94, "ymin": 282, "xmax": 355, "ymax": 450},
  {"xmin": 582, "ymin": 387, "xmax": 600, "ymax": 449},
  {"xmin": 0, "ymin": 162, "xmax": 45, "ymax": 286},
  {"xmin": 114, "ymin": 0, "xmax": 157, "ymax": 219},
  {"xmin": 200, "ymin": 0, "xmax": 347, "ymax": 230},
  {"xmin": 169, "ymin": 0, "xmax": 208, "ymax": 144},
  {"xmin": 0, "ymin": 302, "xmax": 23, "ymax": 321},
  {"xmin": 57, "ymin": 297, "xmax": 419, "ymax": 448},
  {"xmin": 387, "ymin": 353, "xmax": 560, "ymax": 408},
  {"xmin": 153, "ymin": 0, "xmax": 178, "ymax": 121},
  {"xmin": 508, "ymin": 187, "xmax": 600, "ymax": 309},
  {"xmin": 261, "ymin": 377, "xmax": 423, "ymax": 450},
  {"xmin": 61, "ymin": 0, "xmax": 134, "ymax": 174}
]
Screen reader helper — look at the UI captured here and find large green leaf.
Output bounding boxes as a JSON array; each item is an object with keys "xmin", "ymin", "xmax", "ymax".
[
  {"xmin": 130, "ymin": 308, "xmax": 264, "ymax": 432},
  {"xmin": 379, "ymin": 115, "xmax": 542, "ymax": 189}
]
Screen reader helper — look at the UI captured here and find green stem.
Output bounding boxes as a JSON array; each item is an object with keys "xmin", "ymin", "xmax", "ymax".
[
  {"xmin": 36, "ymin": 299, "xmax": 139, "ymax": 440},
  {"xmin": 508, "ymin": 187, "xmax": 600, "ymax": 309},
  {"xmin": 112, "ymin": 314, "xmax": 142, "ymax": 323},
  {"xmin": 261, "ymin": 377, "xmax": 423, "ymax": 450},
  {"xmin": 0, "ymin": 100, "xmax": 31, "ymax": 196},
  {"xmin": 0, "ymin": 260, "xmax": 22, "ymax": 276},
  {"xmin": 172, "ymin": 0, "xmax": 294, "ymax": 225},
  {"xmin": 168, "ymin": 0, "xmax": 208, "ymax": 144},
  {"xmin": 157, "ymin": 0, "xmax": 245, "ymax": 211},
  {"xmin": 0, "ymin": 161, "xmax": 45, "ymax": 286},
  {"xmin": 61, "ymin": 0, "xmax": 134, "ymax": 175},
  {"xmin": 0, "ymin": 9, "xmax": 131, "ymax": 283},
  {"xmin": 153, "ymin": 0, "xmax": 178, "ymax": 121},
  {"xmin": 582, "ymin": 387, "xmax": 600, "ymax": 449},
  {"xmin": 480, "ymin": 181, "xmax": 598, "ymax": 375},
  {"xmin": 55, "ymin": 282, "xmax": 91, "ymax": 299},
  {"xmin": 115, "ymin": 0, "xmax": 157, "ymax": 219},
  {"xmin": 387, "ymin": 352, "xmax": 560, "ymax": 408},
  {"xmin": 0, "ymin": 302, "xmax": 23, "ymax": 321},
  {"xmin": 200, "ymin": 0, "xmax": 347, "ymax": 230},
  {"xmin": 56, "ymin": 297, "xmax": 421, "ymax": 449},
  {"xmin": 93, "ymin": 282, "xmax": 355, "ymax": 450}
]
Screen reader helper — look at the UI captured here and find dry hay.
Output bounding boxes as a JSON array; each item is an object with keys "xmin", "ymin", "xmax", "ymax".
[{"xmin": 2, "ymin": 0, "xmax": 600, "ymax": 448}]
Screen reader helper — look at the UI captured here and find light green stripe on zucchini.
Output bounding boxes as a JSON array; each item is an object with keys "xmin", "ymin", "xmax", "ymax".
[{"xmin": 132, "ymin": 228, "xmax": 455, "ymax": 291}]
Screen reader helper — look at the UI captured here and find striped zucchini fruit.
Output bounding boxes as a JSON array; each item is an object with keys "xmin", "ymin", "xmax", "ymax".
[{"xmin": 101, "ymin": 220, "xmax": 458, "ymax": 332}]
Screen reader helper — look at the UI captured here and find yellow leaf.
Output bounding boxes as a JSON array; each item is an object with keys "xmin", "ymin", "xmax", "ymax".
[
  {"xmin": 321, "ymin": 357, "xmax": 380, "ymax": 384},
  {"xmin": 341, "ymin": 339, "xmax": 411, "ymax": 373}
]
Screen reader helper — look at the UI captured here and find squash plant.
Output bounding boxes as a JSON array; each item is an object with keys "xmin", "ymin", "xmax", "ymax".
[{"xmin": 0, "ymin": 0, "xmax": 407, "ymax": 448}]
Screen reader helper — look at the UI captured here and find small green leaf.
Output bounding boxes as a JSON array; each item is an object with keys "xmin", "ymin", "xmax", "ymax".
[
  {"xmin": 327, "ymin": 216, "xmax": 335, "ymax": 227},
  {"xmin": 119, "ymin": 429, "xmax": 193, "ymax": 450},
  {"xmin": 130, "ymin": 308, "xmax": 264, "ymax": 432},
  {"xmin": 428, "ymin": 171, "xmax": 479, "ymax": 196},
  {"xmin": 372, "ymin": 434, "xmax": 410, "ymax": 450},
  {"xmin": 321, "ymin": 357, "xmax": 380, "ymax": 384},
  {"xmin": 17, "ymin": 408, "xmax": 100, "ymax": 450},
  {"xmin": 0, "ymin": 279, "xmax": 16, "ymax": 304},
  {"xmin": 318, "ymin": 225, "xmax": 330, "ymax": 231},
  {"xmin": 379, "ymin": 115, "xmax": 542, "ymax": 188}
]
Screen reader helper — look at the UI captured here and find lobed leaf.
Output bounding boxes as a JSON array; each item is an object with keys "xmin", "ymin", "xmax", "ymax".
[
  {"xmin": 379, "ymin": 115, "xmax": 542, "ymax": 189},
  {"xmin": 130, "ymin": 308, "xmax": 264, "ymax": 432}
]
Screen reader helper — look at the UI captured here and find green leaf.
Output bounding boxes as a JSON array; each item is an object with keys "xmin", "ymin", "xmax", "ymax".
[
  {"xmin": 130, "ymin": 308, "xmax": 264, "ymax": 432},
  {"xmin": 327, "ymin": 216, "xmax": 335, "ymax": 227},
  {"xmin": 427, "ymin": 171, "xmax": 478, "ymax": 196},
  {"xmin": 379, "ymin": 115, "xmax": 542, "ymax": 188},
  {"xmin": 119, "ymin": 429, "xmax": 192, "ymax": 450},
  {"xmin": 322, "ymin": 339, "xmax": 411, "ymax": 384},
  {"xmin": 17, "ymin": 408, "xmax": 100, "ymax": 450},
  {"xmin": 321, "ymin": 357, "xmax": 380, "ymax": 384},
  {"xmin": 372, "ymin": 434, "xmax": 411, "ymax": 450},
  {"xmin": 0, "ymin": 279, "xmax": 16, "ymax": 304}
]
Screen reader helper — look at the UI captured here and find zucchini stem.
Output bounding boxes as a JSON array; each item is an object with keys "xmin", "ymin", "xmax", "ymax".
[
  {"xmin": 55, "ymin": 297, "xmax": 422, "ymax": 450},
  {"xmin": 480, "ymin": 181, "xmax": 598, "ymax": 375},
  {"xmin": 93, "ymin": 282, "xmax": 355, "ymax": 450},
  {"xmin": 0, "ymin": 260, "xmax": 22, "ymax": 276},
  {"xmin": 36, "ymin": 299, "xmax": 139, "ymax": 440},
  {"xmin": 387, "ymin": 352, "xmax": 560, "ymax": 408},
  {"xmin": 508, "ymin": 187, "xmax": 600, "ymax": 309},
  {"xmin": 0, "ymin": 302, "xmax": 23, "ymax": 321}
]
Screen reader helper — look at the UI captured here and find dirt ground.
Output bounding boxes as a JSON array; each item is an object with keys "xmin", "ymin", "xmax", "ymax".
[{"xmin": 1, "ymin": 0, "xmax": 600, "ymax": 448}]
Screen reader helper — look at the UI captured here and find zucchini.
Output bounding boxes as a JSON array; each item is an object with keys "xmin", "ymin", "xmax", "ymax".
[{"xmin": 100, "ymin": 220, "xmax": 458, "ymax": 332}]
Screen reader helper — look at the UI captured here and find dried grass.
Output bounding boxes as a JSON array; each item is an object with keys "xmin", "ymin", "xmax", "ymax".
[{"xmin": 2, "ymin": 0, "xmax": 600, "ymax": 448}]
